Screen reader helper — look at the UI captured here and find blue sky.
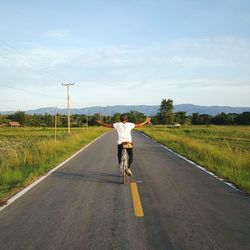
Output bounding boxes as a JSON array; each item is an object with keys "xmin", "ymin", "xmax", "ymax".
[{"xmin": 0, "ymin": 0, "xmax": 250, "ymax": 111}]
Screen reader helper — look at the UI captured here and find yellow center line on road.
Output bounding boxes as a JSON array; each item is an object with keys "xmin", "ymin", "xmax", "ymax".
[{"xmin": 130, "ymin": 182, "xmax": 144, "ymax": 217}]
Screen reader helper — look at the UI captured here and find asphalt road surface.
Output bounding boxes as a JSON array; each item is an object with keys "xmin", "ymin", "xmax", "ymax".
[{"xmin": 0, "ymin": 130, "xmax": 250, "ymax": 250}]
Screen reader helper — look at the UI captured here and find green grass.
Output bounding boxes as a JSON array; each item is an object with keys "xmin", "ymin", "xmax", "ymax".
[
  {"xmin": 0, "ymin": 127, "xmax": 107, "ymax": 203},
  {"xmin": 138, "ymin": 125, "xmax": 250, "ymax": 194}
]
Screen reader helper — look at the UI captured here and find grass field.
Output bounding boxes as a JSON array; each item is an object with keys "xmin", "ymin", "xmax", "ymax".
[
  {"xmin": 0, "ymin": 127, "xmax": 107, "ymax": 204},
  {"xmin": 138, "ymin": 125, "xmax": 250, "ymax": 194}
]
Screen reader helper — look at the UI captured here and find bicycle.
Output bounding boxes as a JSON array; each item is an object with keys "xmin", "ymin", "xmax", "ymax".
[{"xmin": 120, "ymin": 142, "xmax": 133, "ymax": 184}]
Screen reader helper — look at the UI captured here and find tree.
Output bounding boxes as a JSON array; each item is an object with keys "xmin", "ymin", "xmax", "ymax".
[
  {"xmin": 0, "ymin": 114, "xmax": 9, "ymax": 124},
  {"xmin": 227, "ymin": 113, "xmax": 237, "ymax": 125},
  {"xmin": 44, "ymin": 113, "xmax": 53, "ymax": 127},
  {"xmin": 113, "ymin": 113, "xmax": 121, "ymax": 123},
  {"xmin": 211, "ymin": 112, "xmax": 230, "ymax": 125},
  {"xmin": 191, "ymin": 113, "xmax": 200, "ymax": 125},
  {"xmin": 174, "ymin": 111, "xmax": 188, "ymax": 125},
  {"xmin": 126, "ymin": 110, "xmax": 145, "ymax": 123},
  {"xmin": 235, "ymin": 112, "xmax": 250, "ymax": 125},
  {"xmin": 157, "ymin": 99, "xmax": 174, "ymax": 124},
  {"xmin": 8, "ymin": 111, "xmax": 26, "ymax": 125},
  {"xmin": 199, "ymin": 114, "xmax": 212, "ymax": 125}
]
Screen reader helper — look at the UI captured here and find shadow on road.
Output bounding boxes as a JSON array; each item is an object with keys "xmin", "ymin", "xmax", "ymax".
[{"xmin": 51, "ymin": 169, "xmax": 122, "ymax": 184}]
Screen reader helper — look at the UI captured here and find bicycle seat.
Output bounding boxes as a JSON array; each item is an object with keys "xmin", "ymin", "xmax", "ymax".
[{"xmin": 122, "ymin": 142, "xmax": 133, "ymax": 149}]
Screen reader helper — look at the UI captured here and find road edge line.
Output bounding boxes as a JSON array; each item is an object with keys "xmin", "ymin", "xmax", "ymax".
[
  {"xmin": 0, "ymin": 132, "xmax": 107, "ymax": 212},
  {"xmin": 140, "ymin": 132, "xmax": 239, "ymax": 192}
]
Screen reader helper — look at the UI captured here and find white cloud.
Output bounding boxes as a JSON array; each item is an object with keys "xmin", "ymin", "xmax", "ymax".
[
  {"xmin": 0, "ymin": 36, "xmax": 250, "ymax": 99},
  {"xmin": 1, "ymin": 36, "xmax": 250, "ymax": 67},
  {"xmin": 42, "ymin": 29, "xmax": 71, "ymax": 39}
]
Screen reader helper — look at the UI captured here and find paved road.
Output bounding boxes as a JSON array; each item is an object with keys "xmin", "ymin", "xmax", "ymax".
[{"xmin": 0, "ymin": 130, "xmax": 250, "ymax": 250}]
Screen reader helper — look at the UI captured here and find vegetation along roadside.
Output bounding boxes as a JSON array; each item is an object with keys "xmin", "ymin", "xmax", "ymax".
[
  {"xmin": 0, "ymin": 127, "xmax": 107, "ymax": 205},
  {"xmin": 138, "ymin": 125, "xmax": 250, "ymax": 195}
]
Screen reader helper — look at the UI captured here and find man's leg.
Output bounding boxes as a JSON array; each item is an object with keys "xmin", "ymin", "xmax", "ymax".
[
  {"xmin": 117, "ymin": 144, "xmax": 123, "ymax": 164},
  {"xmin": 117, "ymin": 144, "xmax": 123, "ymax": 175},
  {"xmin": 127, "ymin": 148, "xmax": 133, "ymax": 168}
]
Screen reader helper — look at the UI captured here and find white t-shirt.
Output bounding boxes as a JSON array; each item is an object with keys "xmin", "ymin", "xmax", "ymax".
[{"xmin": 113, "ymin": 122, "xmax": 135, "ymax": 144}]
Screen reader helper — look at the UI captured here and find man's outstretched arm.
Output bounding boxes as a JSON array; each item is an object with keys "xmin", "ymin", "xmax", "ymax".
[
  {"xmin": 135, "ymin": 117, "xmax": 151, "ymax": 128},
  {"xmin": 96, "ymin": 120, "xmax": 114, "ymax": 128}
]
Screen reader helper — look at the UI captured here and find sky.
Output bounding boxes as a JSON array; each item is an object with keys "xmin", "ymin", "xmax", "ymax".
[{"xmin": 0, "ymin": 0, "xmax": 250, "ymax": 111}]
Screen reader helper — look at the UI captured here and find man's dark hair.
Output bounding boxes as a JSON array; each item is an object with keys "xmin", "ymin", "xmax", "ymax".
[{"xmin": 120, "ymin": 114, "xmax": 128, "ymax": 122}]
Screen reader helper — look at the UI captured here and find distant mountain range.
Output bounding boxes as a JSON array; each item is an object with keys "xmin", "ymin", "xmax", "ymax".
[{"xmin": 1, "ymin": 104, "xmax": 250, "ymax": 116}]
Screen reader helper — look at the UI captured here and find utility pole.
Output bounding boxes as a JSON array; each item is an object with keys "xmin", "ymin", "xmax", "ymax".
[
  {"xmin": 54, "ymin": 107, "xmax": 58, "ymax": 143},
  {"xmin": 54, "ymin": 112, "xmax": 57, "ymax": 143},
  {"xmin": 62, "ymin": 83, "xmax": 75, "ymax": 134},
  {"xmin": 86, "ymin": 107, "xmax": 88, "ymax": 129}
]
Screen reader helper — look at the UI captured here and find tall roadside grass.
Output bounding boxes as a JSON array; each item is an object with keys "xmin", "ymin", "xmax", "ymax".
[
  {"xmin": 0, "ymin": 127, "xmax": 107, "ymax": 204},
  {"xmin": 138, "ymin": 125, "xmax": 250, "ymax": 194}
]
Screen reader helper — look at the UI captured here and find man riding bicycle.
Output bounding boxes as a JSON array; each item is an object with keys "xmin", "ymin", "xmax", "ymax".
[{"xmin": 96, "ymin": 114, "xmax": 151, "ymax": 176}]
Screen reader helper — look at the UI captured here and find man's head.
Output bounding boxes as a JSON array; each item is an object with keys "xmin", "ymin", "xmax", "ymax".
[{"xmin": 120, "ymin": 114, "xmax": 128, "ymax": 122}]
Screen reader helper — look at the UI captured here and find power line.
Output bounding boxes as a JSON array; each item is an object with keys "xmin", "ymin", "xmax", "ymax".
[
  {"xmin": 0, "ymin": 40, "xmax": 61, "ymax": 83},
  {"xmin": 0, "ymin": 83, "xmax": 64, "ymax": 100}
]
